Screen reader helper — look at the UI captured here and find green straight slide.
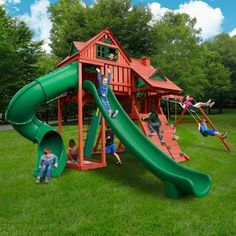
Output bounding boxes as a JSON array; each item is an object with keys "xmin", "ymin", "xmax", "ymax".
[
  {"xmin": 83, "ymin": 80, "xmax": 212, "ymax": 198},
  {"xmin": 5, "ymin": 62, "xmax": 78, "ymax": 177}
]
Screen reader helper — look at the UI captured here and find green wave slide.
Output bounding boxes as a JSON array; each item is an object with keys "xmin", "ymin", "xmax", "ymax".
[
  {"xmin": 6, "ymin": 61, "xmax": 211, "ymax": 198},
  {"xmin": 83, "ymin": 80, "xmax": 212, "ymax": 198}
]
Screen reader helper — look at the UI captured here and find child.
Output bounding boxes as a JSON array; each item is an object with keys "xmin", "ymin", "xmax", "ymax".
[
  {"xmin": 142, "ymin": 110, "xmax": 165, "ymax": 144},
  {"xmin": 198, "ymin": 119, "xmax": 227, "ymax": 138},
  {"xmin": 67, "ymin": 139, "xmax": 78, "ymax": 163},
  {"xmin": 96, "ymin": 67, "xmax": 119, "ymax": 118},
  {"xmin": 181, "ymin": 95, "xmax": 215, "ymax": 110},
  {"xmin": 35, "ymin": 148, "xmax": 58, "ymax": 184},
  {"xmin": 105, "ymin": 125, "xmax": 122, "ymax": 165}
]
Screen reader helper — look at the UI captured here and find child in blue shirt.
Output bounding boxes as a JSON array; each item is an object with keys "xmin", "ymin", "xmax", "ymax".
[
  {"xmin": 35, "ymin": 148, "xmax": 58, "ymax": 184},
  {"xmin": 198, "ymin": 119, "xmax": 227, "ymax": 138},
  {"xmin": 96, "ymin": 68, "xmax": 118, "ymax": 118},
  {"xmin": 105, "ymin": 125, "xmax": 122, "ymax": 165}
]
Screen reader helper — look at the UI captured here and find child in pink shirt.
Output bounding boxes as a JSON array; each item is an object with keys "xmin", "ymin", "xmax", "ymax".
[{"xmin": 181, "ymin": 95, "xmax": 214, "ymax": 110}]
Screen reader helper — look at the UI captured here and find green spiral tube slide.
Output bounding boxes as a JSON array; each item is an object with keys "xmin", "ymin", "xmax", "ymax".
[{"xmin": 5, "ymin": 62, "xmax": 78, "ymax": 176}]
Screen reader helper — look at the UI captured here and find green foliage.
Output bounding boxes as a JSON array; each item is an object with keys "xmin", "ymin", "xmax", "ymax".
[
  {"xmin": 150, "ymin": 12, "xmax": 206, "ymax": 96},
  {"xmin": 49, "ymin": 0, "xmax": 89, "ymax": 58},
  {"xmin": 49, "ymin": 0, "xmax": 152, "ymax": 59},
  {"xmin": 0, "ymin": 6, "xmax": 42, "ymax": 115},
  {"xmin": 204, "ymin": 34, "xmax": 236, "ymax": 107},
  {"xmin": 35, "ymin": 53, "xmax": 60, "ymax": 75},
  {"xmin": 201, "ymin": 46, "xmax": 231, "ymax": 112}
]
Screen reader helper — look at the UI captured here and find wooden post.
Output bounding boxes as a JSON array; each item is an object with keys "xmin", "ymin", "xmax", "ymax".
[
  {"xmin": 101, "ymin": 116, "xmax": 106, "ymax": 164},
  {"xmin": 175, "ymin": 107, "xmax": 187, "ymax": 128},
  {"xmin": 78, "ymin": 61, "xmax": 84, "ymax": 164},
  {"xmin": 57, "ymin": 99, "xmax": 62, "ymax": 135},
  {"xmin": 198, "ymin": 107, "xmax": 232, "ymax": 152}
]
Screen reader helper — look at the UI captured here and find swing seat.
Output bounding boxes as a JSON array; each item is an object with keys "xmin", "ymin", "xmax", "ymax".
[{"xmin": 201, "ymin": 131, "xmax": 208, "ymax": 137}]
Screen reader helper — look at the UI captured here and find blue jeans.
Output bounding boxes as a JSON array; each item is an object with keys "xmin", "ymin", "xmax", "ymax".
[
  {"xmin": 149, "ymin": 122, "xmax": 163, "ymax": 141},
  {"xmin": 39, "ymin": 163, "xmax": 53, "ymax": 179},
  {"xmin": 100, "ymin": 96, "xmax": 112, "ymax": 113}
]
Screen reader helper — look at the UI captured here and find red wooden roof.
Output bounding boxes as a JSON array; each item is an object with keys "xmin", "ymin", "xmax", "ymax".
[
  {"xmin": 130, "ymin": 58, "xmax": 182, "ymax": 93},
  {"xmin": 57, "ymin": 28, "xmax": 182, "ymax": 94}
]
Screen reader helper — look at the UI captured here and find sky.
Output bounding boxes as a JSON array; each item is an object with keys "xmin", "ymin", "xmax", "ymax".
[{"xmin": 1, "ymin": 0, "xmax": 236, "ymax": 52}]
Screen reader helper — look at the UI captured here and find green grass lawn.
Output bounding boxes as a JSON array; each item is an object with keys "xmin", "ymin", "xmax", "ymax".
[{"xmin": 0, "ymin": 109, "xmax": 236, "ymax": 235}]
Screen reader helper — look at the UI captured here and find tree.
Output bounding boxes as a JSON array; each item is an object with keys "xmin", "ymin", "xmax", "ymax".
[
  {"xmin": 49, "ymin": 0, "xmax": 89, "ymax": 58},
  {"xmin": 0, "ymin": 6, "xmax": 42, "ymax": 117},
  {"xmin": 204, "ymin": 34, "xmax": 236, "ymax": 107},
  {"xmin": 49, "ymin": 0, "xmax": 152, "ymax": 59},
  {"xmin": 201, "ymin": 47, "xmax": 231, "ymax": 113},
  {"xmin": 150, "ymin": 12, "xmax": 206, "ymax": 97}
]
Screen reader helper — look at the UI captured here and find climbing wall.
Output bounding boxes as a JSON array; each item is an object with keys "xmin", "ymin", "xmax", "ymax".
[{"xmin": 138, "ymin": 112, "xmax": 189, "ymax": 162}]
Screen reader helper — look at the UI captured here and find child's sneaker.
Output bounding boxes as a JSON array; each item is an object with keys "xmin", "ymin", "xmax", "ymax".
[
  {"xmin": 179, "ymin": 103, "xmax": 186, "ymax": 109},
  {"xmin": 209, "ymin": 102, "xmax": 215, "ymax": 108},
  {"xmin": 116, "ymin": 160, "xmax": 123, "ymax": 165},
  {"xmin": 206, "ymin": 99, "xmax": 211, "ymax": 106},
  {"xmin": 35, "ymin": 177, "xmax": 40, "ymax": 184},
  {"xmin": 161, "ymin": 140, "xmax": 165, "ymax": 145},
  {"xmin": 222, "ymin": 131, "xmax": 227, "ymax": 139},
  {"xmin": 45, "ymin": 178, "xmax": 50, "ymax": 184},
  {"xmin": 149, "ymin": 132, "xmax": 156, "ymax": 137},
  {"xmin": 111, "ymin": 110, "xmax": 119, "ymax": 118}
]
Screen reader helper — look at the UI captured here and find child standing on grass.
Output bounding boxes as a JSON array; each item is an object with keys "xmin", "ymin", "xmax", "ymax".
[
  {"xmin": 105, "ymin": 125, "xmax": 122, "ymax": 165},
  {"xmin": 35, "ymin": 148, "xmax": 58, "ymax": 184},
  {"xmin": 67, "ymin": 139, "xmax": 78, "ymax": 163},
  {"xmin": 96, "ymin": 67, "xmax": 119, "ymax": 118},
  {"xmin": 198, "ymin": 119, "xmax": 227, "ymax": 138}
]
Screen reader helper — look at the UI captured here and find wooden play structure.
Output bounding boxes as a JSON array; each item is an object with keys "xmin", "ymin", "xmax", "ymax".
[{"xmin": 56, "ymin": 28, "xmax": 193, "ymax": 170}]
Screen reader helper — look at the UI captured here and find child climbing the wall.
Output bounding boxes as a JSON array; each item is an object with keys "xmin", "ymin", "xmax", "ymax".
[
  {"xmin": 105, "ymin": 125, "xmax": 122, "ymax": 165},
  {"xmin": 142, "ymin": 110, "xmax": 165, "ymax": 144},
  {"xmin": 35, "ymin": 148, "xmax": 58, "ymax": 184},
  {"xmin": 96, "ymin": 67, "xmax": 119, "ymax": 118},
  {"xmin": 181, "ymin": 95, "xmax": 215, "ymax": 110},
  {"xmin": 198, "ymin": 119, "xmax": 227, "ymax": 138},
  {"xmin": 67, "ymin": 139, "xmax": 78, "ymax": 163}
]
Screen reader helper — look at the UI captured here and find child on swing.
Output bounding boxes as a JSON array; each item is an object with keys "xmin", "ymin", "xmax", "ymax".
[
  {"xmin": 181, "ymin": 95, "xmax": 215, "ymax": 110},
  {"xmin": 198, "ymin": 119, "xmax": 227, "ymax": 139},
  {"xmin": 96, "ymin": 67, "xmax": 119, "ymax": 118}
]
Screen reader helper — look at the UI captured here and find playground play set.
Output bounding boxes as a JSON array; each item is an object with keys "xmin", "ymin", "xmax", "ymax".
[{"xmin": 5, "ymin": 28, "xmax": 231, "ymax": 198}]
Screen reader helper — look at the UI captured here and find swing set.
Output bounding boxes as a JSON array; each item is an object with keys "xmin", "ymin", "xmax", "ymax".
[{"xmin": 162, "ymin": 95, "xmax": 232, "ymax": 152}]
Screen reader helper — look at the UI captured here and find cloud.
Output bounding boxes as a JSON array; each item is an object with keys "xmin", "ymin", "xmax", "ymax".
[
  {"xmin": 148, "ymin": 1, "xmax": 224, "ymax": 40},
  {"xmin": 19, "ymin": 0, "xmax": 52, "ymax": 52},
  {"xmin": 176, "ymin": 1, "xmax": 224, "ymax": 40},
  {"xmin": 229, "ymin": 28, "xmax": 236, "ymax": 37},
  {"xmin": 148, "ymin": 2, "xmax": 170, "ymax": 21}
]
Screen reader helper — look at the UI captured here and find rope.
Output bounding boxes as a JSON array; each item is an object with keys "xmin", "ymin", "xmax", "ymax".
[
  {"xmin": 191, "ymin": 109, "xmax": 202, "ymax": 121},
  {"xmin": 166, "ymin": 99, "xmax": 170, "ymax": 123},
  {"xmin": 174, "ymin": 101, "xmax": 177, "ymax": 123},
  {"xmin": 187, "ymin": 108, "xmax": 200, "ymax": 123}
]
